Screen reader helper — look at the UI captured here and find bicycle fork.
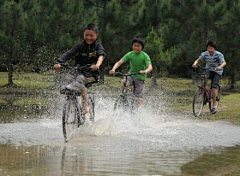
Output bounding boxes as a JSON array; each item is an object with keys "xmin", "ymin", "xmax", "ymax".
[{"xmin": 199, "ymin": 86, "xmax": 211, "ymax": 104}]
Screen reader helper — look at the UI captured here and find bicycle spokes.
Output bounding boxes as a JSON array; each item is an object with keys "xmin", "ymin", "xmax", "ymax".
[
  {"xmin": 193, "ymin": 89, "xmax": 204, "ymax": 117},
  {"xmin": 62, "ymin": 100, "xmax": 79, "ymax": 142}
]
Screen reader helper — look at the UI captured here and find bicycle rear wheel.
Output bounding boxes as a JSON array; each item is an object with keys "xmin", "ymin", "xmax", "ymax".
[
  {"xmin": 193, "ymin": 88, "xmax": 204, "ymax": 117},
  {"xmin": 62, "ymin": 99, "xmax": 80, "ymax": 142},
  {"xmin": 209, "ymin": 86, "xmax": 220, "ymax": 112}
]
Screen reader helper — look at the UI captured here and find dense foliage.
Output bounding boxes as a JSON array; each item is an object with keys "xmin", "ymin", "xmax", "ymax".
[{"xmin": 0, "ymin": 0, "xmax": 239, "ymax": 88}]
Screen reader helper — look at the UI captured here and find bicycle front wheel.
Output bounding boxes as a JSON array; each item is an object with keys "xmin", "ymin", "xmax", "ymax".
[
  {"xmin": 209, "ymin": 86, "xmax": 220, "ymax": 112},
  {"xmin": 114, "ymin": 96, "xmax": 124, "ymax": 110},
  {"xmin": 130, "ymin": 95, "xmax": 138, "ymax": 114},
  {"xmin": 193, "ymin": 88, "xmax": 204, "ymax": 117},
  {"xmin": 87, "ymin": 96, "xmax": 95, "ymax": 122},
  {"xmin": 62, "ymin": 99, "xmax": 80, "ymax": 142},
  {"xmin": 113, "ymin": 95, "xmax": 130, "ymax": 111}
]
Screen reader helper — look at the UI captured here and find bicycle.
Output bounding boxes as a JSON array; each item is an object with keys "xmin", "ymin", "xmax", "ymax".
[
  {"xmin": 113, "ymin": 72, "xmax": 139, "ymax": 114},
  {"xmin": 192, "ymin": 66, "xmax": 221, "ymax": 117},
  {"xmin": 59, "ymin": 64, "xmax": 98, "ymax": 142}
]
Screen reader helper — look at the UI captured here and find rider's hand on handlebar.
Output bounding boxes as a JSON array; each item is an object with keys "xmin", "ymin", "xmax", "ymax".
[
  {"xmin": 54, "ymin": 64, "xmax": 61, "ymax": 70},
  {"xmin": 90, "ymin": 65, "xmax": 99, "ymax": 71},
  {"xmin": 192, "ymin": 64, "xmax": 198, "ymax": 68},
  {"xmin": 109, "ymin": 70, "xmax": 115, "ymax": 75},
  {"xmin": 139, "ymin": 70, "xmax": 146, "ymax": 75}
]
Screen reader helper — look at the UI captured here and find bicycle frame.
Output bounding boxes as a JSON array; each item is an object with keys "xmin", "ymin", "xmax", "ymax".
[
  {"xmin": 122, "ymin": 75, "xmax": 130, "ymax": 103},
  {"xmin": 200, "ymin": 75, "xmax": 212, "ymax": 103},
  {"xmin": 192, "ymin": 66, "xmax": 221, "ymax": 116},
  {"xmin": 113, "ymin": 72, "xmax": 139, "ymax": 113},
  {"xmin": 117, "ymin": 72, "xmax": 139, "ymax": 96},
  {"xmin": 59, "ymin": 64, "xmax": 98, "ymax": 142}
]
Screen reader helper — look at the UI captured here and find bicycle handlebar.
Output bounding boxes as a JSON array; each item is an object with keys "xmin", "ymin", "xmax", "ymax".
[
  {"xmin": 113, "ymin": 72, "xmax": 140, "ymax": 77},
  {"xmin": 60, "ymin": 63, "xmax": 93, "ymax": 72},
  {"xmin": 193, "ymin": 65, "xmax": 216, "ymax": 72},
  {"xmin": 60, "ymin": 63, "xmax": 99, "ymax": 87}
]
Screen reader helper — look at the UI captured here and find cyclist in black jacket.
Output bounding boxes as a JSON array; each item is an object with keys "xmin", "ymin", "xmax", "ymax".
[{"xmin": 54, "ymin": 23, "xmax": 106, "ymax": 114}]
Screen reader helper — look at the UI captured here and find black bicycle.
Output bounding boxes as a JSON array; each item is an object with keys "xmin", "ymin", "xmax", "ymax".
[
  {"xmin": 59, "ymin": 64, "xmax": 98, "ymax": 142},
  {"xmin": 113, "ymin": 72, "xmax": 139, "ymax": 114},
  {"xmin": 192, "ymin": 66, "xmax": 221, "ymax": 117}
]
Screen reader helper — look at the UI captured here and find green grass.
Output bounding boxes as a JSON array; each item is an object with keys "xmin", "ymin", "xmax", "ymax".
[
  {"xmin": 0, "ymin": 71, "xmax": 239, "ymax": 122},
  {"xmin": 13, "ymin": 98, "xmax": 51, "ymax": 106},
  {"xmin": 157, "ymin": 78, "xmax": 196, "ymax": 92},
  {"xmin": 0, "ymin": 72, "xmax": 54, "ymax": 89},
  {"xmin": 153, "ymin": 77, "xmax": 240, "ymax": 122},
  {"xmin": 104, "ymin": 76, "xmax": 240, "ymax": 123},
  {"xmin": 203, "ymin": 93, "xmax": 240, "ymax": 121},
  {"xmin": 0, "ymin": 99, "xmax": 6, "ymax": 104}
]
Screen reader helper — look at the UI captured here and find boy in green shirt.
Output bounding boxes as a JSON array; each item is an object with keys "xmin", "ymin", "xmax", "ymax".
[{"xmin": 109, "ymin": 36, "xmax": 152, "ymax": 105}]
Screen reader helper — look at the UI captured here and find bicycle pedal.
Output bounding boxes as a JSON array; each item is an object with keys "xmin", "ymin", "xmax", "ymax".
[
  {"xmin": 89, "ymin": 117, "xmax": 94, "ymax": 122},
  {"xmin": 79, "ymin": 116, "xmax": 85, "ymax": 125},
  {"xmin": 83, "ymin": 114, "xmax": 93, "ymax": 125}
]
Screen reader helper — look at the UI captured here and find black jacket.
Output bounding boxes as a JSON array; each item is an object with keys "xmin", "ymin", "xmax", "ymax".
[{"xmin": 55, "ymin": 40, "xmax": 106, "ymax": 66}]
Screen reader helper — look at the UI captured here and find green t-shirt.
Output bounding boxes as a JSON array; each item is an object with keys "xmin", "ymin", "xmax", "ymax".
[{"xmin": 121, "ymin": 51, "xmax": 152, "ymax": 81}]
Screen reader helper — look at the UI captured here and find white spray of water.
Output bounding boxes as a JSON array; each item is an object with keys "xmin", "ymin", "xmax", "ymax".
[
  {"xmin": 73, "ymin": 96, "xmax": 173, "ymax": 137},
  {"xmin": 27, "ymin": 92, "xmax": 240, "ymax": 149}
]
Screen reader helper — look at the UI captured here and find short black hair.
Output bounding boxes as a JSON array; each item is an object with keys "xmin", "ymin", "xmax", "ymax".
[
  {"xmin": 206, "ymin": 40, "xmax": 216, "ymax": 49},
  {"xmin": 84, "ymin": 23, "xmax": 98, "ymax": 33},
  {"xmin": 132, "ymin": 36, "xmax": 145, "ymax": 49}
]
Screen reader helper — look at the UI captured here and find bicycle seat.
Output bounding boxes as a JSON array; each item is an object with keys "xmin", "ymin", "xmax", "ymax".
[
  {"xmin": 201, "ymin": 74, "xmax": 209, "ymax": 79},
  {"xmin": 85, "ymin": 76, "xmax": 99, "ymax": 88}
]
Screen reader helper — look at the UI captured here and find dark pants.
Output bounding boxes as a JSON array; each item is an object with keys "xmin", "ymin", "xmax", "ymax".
[
  {"xmin": 208, "ymin": 71, "xmax": 221, "ymax": 89},
  {"xmin": 123, "ymin": 76, "xmax": 145, "ymax": 98}
]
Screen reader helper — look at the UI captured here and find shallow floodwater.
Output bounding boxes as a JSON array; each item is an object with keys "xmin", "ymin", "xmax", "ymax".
[{"xmin": 1, "ymin": 97, "xmax": 240, "ymax": 175}]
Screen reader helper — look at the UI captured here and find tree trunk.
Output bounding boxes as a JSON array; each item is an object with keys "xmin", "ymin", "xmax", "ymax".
[
  {"xmin": 99, "ymin": 66, "xmax": 105, "ymax": 84},
  {"xmin": 8, "ymin": 51, "xmax": 14, "ymax": 87},
  {"xmin": 99, "ymin": 0, "xmax": 107, "ymax": 84},
  {"xmin": 151, "ymin": 76, "xmax": 157, "ymax": 86},
  {"xmin": 150, "ymin": 75, "xmax": 158, "ymax": 88},
  {"xmin": 152, "ymin": 1, "xmax": 158, "ymax": 30},
  {"xmin": 230, "ymin": 72, "xmax": 235, "ymax": 90}
]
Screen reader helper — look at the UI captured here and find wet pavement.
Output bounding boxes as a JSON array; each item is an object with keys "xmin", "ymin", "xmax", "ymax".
[{"xmin": 1, "ymin": 97, "xmax": 240, "ymax": 175}]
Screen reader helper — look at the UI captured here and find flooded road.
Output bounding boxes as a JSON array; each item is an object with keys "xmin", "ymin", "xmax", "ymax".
[{"xmin": 1, "ymin": 97, "xmax": 240, "ymax": 175}]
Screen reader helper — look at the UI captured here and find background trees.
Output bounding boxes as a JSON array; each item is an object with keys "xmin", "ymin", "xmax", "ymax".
[
  {"xmin": 0, "ymin": 0, "xmax": 239, "ymax": 88},
  {"xmin": 0, "ymin": 1, "xmax": 25, "ymax": 86}
]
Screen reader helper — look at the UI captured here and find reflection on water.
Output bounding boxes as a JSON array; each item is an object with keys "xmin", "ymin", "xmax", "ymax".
[
  {"xmin": 1, "ymin": 143, "xmax": 240, "ymax": 175},
  {"xmin": 0, "ymin": 144, "xmax": 58, "ymax": 176},
  {"xmin": 59, "ymin": 145, "xmax": 192, "ymax": 176},
  {"xmin": 1, "ymin": 96, "xmax": 240, "ymax": 175}
]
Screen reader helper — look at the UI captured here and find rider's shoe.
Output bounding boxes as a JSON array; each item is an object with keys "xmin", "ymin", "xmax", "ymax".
[
  {"xmin": 211, "ymin": 107, "xmax": 217, "ymax": 114},
  {"xmin": 85, "ymin": 113, "xmax": 94, "ymax": 123}
]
